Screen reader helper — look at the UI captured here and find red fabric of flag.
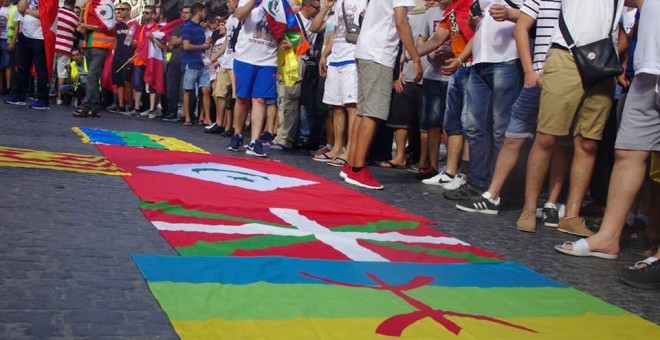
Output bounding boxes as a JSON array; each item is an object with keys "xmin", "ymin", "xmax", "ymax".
[{"xmin": 39, "ymin": 0, "xmax": 58, "ymax": 82}]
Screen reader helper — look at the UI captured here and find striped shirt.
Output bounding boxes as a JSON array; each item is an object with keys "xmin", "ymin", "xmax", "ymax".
[
  {"xmin": 521, "ymin": 0, "xmax": 561, "ymax": 74},
  {"xmin": 55, "ymin": 7, "xmax": 79, "ymax": 56}
]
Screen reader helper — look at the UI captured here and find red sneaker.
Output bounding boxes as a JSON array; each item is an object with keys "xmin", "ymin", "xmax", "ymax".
[
  {"xmin": 345, "ymin": 167, "xmax": 384, "ymax": 190},
  {"xmin": 339, "ymin": 163, "xmax": 350, "ymax": 179}
]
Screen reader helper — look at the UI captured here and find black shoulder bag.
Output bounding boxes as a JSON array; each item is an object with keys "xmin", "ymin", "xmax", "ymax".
[{"xmin": 558, "ymin": 0, "xmax": 623, "ymax": 89}]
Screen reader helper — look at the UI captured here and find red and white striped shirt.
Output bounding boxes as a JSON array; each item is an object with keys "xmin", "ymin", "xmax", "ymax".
[{"xmin": 55, "ymin": 7, "xmax": 80, "ymax": 56}]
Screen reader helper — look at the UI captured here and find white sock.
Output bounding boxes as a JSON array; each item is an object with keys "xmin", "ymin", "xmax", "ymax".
[
  {"xmin": 544, "ymin": 202, "xmax": 557, "ymax": 210},
  {"xmin": 482, "ymin": 191, "xmax": 500, "ymax": 205}
]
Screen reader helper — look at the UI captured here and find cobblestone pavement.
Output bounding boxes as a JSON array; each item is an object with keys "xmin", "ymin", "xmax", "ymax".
[{"xmin": 1, "ymin": 103, "xmax": 658, "ymax": 338}]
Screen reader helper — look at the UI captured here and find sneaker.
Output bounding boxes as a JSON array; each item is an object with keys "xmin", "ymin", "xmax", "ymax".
[
  {"xmin": 456, "ymin": 192, "xmax": 500, "ymax": 215},
  {"xmin": 442, "ymin": 173, "xmax": 466, "ymax": 191},
  {"xmin": 415, "ymin": 167, "xmax": 439, "ymax": 180},
  {"xmin": 29, "ymin": 101, "xmax": 50, "ymax": 110},
  {"xmin": 148, "ymin": 111, "xmax": 156, "ymax": 119},
  {"xmin": 204, "ymin": 123, "xmax": 224, "ymax": 133},
  {"xmin": 161, "ymin": 113, "xmax": 178, "ymax": 122},
  {"xmin": 139, "ymin": 109, "xmax": 151, "ymax": 117},
  {"xmin": 221, "ymin": 127, "xmax": 235, "ymax": 137},
  {"xmin": 246, "ymin": 140, "xmax": 268, "ymax": 158},
  {"xmin": 105, "ymin": 104, "xmax": 119, "ymax": 112},
  {"xmin": 557, "ymin": 217, "xmax": 594, "ymax": 237},
  {"xmin": 542, "ymin": 202, "xmax": 560, "ymax": 228},
  {"xmin": 339, "ymin": 163, "xmax": 350, "ymax": 179},
  {"xmin": 516, "ymin": 211, "xmax": 536, "ymax": 233},
  {"xmin": 268, "ymin": 141, "xmax": 292, "ymax": 151},
  {"xmin": 619, "ymin": 258, "xmax": 660, "ymax": 290},
  {"xmin": 259, "ymin": 131, "xmax": 275, "ymax": 142},
  {"xmin": 56, "ymin": 99, "xmax": 64, "ymax": 105},
  {"xmin": 123, "ymin": 109, "xmax": 139, "ymax": 117},
  {"xmin": 421, "ymin": 170, "xmax": 454, "ymax": 186},
  {"xmin": 443, "ymin": 183, "xmax": 483, "ymax": 201},
  {"xmin": 345, "ymin": 167, "xmax": 384, "ymax": 190},
  {"xmin": 227, "ymin": 134, "xmax": 244, "ymax": 151},
  {"xmin": 4, "ymin": 96, "xmax": 26, "ymax": 106}
]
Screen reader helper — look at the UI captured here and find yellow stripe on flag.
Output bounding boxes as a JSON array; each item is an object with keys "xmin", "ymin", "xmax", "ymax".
[{"xmin": 0, "ymin": 146, "xmax": 129, "ymax": 176}]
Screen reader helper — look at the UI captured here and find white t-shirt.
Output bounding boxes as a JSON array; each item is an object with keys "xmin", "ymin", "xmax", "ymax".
[
  {"xmin": 620, "ymin": 7, "xmax": 637, "ymax": 35},
  {"xmin": 21, "ymin": 0, "xmax": 43, "ymax": 40},
  {"xmin": 550, "ymin": 0, "xmax": 623, "ymax": 48},
  {"xmin": 0, "ymin": 6, "xmax": 9, "ymax": 40},
  {"xmin": 234, "ymin": 0, "xmax": 278, "ymax": 67},
  {"xmin": 420, "ymin": 6, "xmax": 450, "ymax": 81},
  {"xmin": 209, "ymin": 37, "xmax": 225, "ymax": 80},
  {"xmin": 220, "ymin": 15, "xmax": 239, "ymax": 69},
  {"xmin": 297, "ymin": 12, "xmax": 317, "ymax": 60},
  {"xmin": 354, "ymin": 0, "xmax": 416, "ymax": 68},
  {"xmin": 633, "ymin": 0, "xmax": 660, "ymax": 75},
  {"xmin": 327, "ymin": 0, "xmax": 367, "ymax": 64},
  {"xmin": 472, "ymin": 0, "xmax": 522, "ymax": 65},
  {"xmin": 521, "ymin": 0, "xmax": 561, "ymax": 74}
]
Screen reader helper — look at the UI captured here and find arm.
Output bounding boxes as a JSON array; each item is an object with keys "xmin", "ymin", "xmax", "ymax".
[
  {"xmin": 8, "ymin": 21, "xmax": 20, "ymax": 51},
  {"xmin": 416, "ymin": 27, "xmax": 450, "ymax": 58},
  {"xmin": 394, "ymin": 7, "xmax": 422, "ymax": 83},
  {"xmin": 168, "ymin": 34, "xmax": 183, "ymax": 51},
  {"xmin": 441, "ymin": 38, "xmax": 473, "ymax": 75},
  {"xmin": 489, "ymin": 3, "xmax": 520, "ymax": 23},
  {"xmin": 211, "ymin": 40, "xmax": 228, "ymax": 62},
  {"xmin": 514, "ymin": 12, "xmax": 536, "ymax": 87},
  {"xmin": 235, "ymin": 0, "xmax": 257, "ymax": 21},
  {"xmin": 310, "ymin": 0, "xmax": 334, "ymax": 33},
  {"xmin": 319, "ymin": 30, "xmax": 335, "ymax": 78}
]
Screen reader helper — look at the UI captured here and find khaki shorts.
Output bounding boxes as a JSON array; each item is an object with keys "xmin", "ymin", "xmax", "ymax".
[
  {"xmin": 357, "ymin": 59, "xmax": 393, "ymax": 121},
  {"xmin": 213, "ymin": 67, "xmax": 234, "ymax": 98},
  {"xmin": 537, "ymin": 48, "xmax": 615, "ymax": 140}
]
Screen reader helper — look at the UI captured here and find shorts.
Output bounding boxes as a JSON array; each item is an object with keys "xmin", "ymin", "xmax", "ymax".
[
  {"xmin": 444, "ymin": 66, "xmax": 470, "ymax": 136},
  {"xmin": 183, "ymin": 65, "xmax": 211, "ymax": 91},
  {"xmin": 387, "ymin": 82, "xmax": 422, "ymax": 128},
  {"xmin": 233, "ymin": 59, "xmax": 277, "ymax": 99},
  {"xmin": 357, "ymin": 59, "xmax": 393, "ymax": 121},
  {"xmin": 505, "ymin": 84, "xmax": 541, "ymax": 139},
  {"xmin": 537, "ymin": 48, "xmax": 615, "ymax": 140},
  {"xmin": 0, "ymin": 39, "xmax": 11, "ymax": 69},
  {"xmin": 133, "ymin": 65, "xmax": 146, "ymax": 91},
  {"xmin": 56, "ymin": 54, "xmax": 71, "ymax": 79},
  {"xmin": 213, "ymin": 67, "xmax": 234, "ymax": 98},
  {"xmin": 112, "ymin": 57, "xmax": 134, "ymax": 86},
  {"xmin": 615, "ymin": 73, "xmax": 660, "ymax": 152},
  {"xmin": 420, "ymin": 78, "xmax": 448, "ymax": 130},
  {"xmin": 323, "ymin": 61, "xmax": 358, "ymax": 106}
]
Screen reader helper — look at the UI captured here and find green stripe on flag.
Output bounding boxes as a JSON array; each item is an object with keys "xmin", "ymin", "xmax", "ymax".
[
  {"xmin": 115, "ymin": 131, "xmax": 166, "ymax": 149},
  {"xmin": 331, "ymin": 220, "xmax": 420, "ymax": 232},
  {"xmin": 177, "ymin": 235, "xmax": 318, "ymax": 256},
  {"xmin": 147, "ymin": 282, "xmax": 629, "ymax": 321},
  {"xmin": 364, "ymin": 240, "xmax": 503, "ymax": 264}
]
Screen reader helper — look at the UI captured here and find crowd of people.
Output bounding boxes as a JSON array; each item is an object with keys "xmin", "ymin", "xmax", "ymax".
[{"xmin": 0, "ymin": 0, "xmax": 658, "ymax": 289}]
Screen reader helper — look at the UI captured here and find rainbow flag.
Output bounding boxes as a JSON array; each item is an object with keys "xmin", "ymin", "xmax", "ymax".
[
  {"xmin": 0, "ymin": 146, "xmax": 128, "ymax": 176},
  {"xmin": 134, "ymin": 255, "xmax": 660, "ymax": 339},
  {"xmin": 72, "ymin": 127, "xmax": 206, "ymax": 153}
]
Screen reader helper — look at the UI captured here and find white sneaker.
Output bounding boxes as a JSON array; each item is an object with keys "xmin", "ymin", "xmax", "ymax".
[
  {"xmin": 148, "ymin": 111, "xmax": 156, "ymax": 119},
  {"xmin": 421, "ymin": 170, "xmax": 454, "ymax": 186},
  {"xmin": 442, "ymin": 173, "xmax": 466, "ymax": 191},
  {"xmin": 56, "ymin": 99, "xmax": 63, "ymax": 105},
  {"xmin": 139, "ymin": 109, "xmax": 151, "ymax": 117}
]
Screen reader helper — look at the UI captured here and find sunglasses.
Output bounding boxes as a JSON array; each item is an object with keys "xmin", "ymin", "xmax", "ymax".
[{"xmin": 118, "ymin": 8, "xmax": 130, "ymax": 11}]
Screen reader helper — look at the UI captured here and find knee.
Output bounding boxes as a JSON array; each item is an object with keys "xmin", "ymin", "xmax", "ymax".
[
  {"xmin": 574, "ymin": 138, "xmax": 598, "ymax": 155},
  {"xmin": 503, "ymin": 137, "xmax": 525, "ymax": 150},
  {"xmin": 534, "ymin": 133, "xmax": 558, "ymax": 150}
]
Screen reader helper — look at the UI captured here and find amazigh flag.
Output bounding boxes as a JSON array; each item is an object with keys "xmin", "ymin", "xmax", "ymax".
[
  {"xmin": 39, "ymin": 0, "xmax": 58, "ymax": 83},
  {"xmin": 72, "ymin": 127, "xmax": 206, "ymax": 153},
  {"xmin": 262, "ymin": 0, "xmax": 310, "ymax": 55},
  {"xmin": 141, "ymin": 201, "xmax": 501, "ymax": 263},
  {"xmin": 0, "ymin": 146, "xmax": 128, "ymax": 176},
  {"xmin": 137, "ymin": 19, "xmax": 182, "ymax": 94},
  {"xmin": 134, "ymin": 255, "xmax": 660, "ymax": 339}
]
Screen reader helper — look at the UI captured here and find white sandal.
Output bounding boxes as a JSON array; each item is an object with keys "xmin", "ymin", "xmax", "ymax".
[{"xmin": 554, "ymin": 238, "xmax": 618, "ymax": 260}]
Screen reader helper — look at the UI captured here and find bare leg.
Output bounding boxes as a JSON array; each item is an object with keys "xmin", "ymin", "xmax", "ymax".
[
  {"xmin": 547, "ymin": 144, "xmax": 572, "ymax": 204},
  {"xmin": 215, "ymin": 97, "xmax": 227, "ymax": 126},
  {"xmin": 233, "ymin": 97, "xmax": 250, "ymax": 135},
  {"xmin": 250, "ymin": 98, "xmax": 267, "ymax": 141},
  {"xmin": 564, "ymin": 135, "xmax": 599, "ymax": 219},
  {"xmin": 134, "ymin": 90, "xmax": 142, "ymax": 111},
  {"xmin": 418, "ymin": 131, "xmax": 429, "ymax": 169},
  {"xmin": 522, "ymin": 132, "xmax": 558, "ymax": 215},
  {"xmin": 427, "ymin": 126, "xmax": 442, "ymax": 171},
  {"xmin": 266, "ymin": 103, "xmax": 277, "ymax": 134},
  {"xmin": 487, "ymin": 137, "xmax": 527, "ymax": 200},
  {"xmin": 325, "ymin": 112, "xmax": 334, "ymax": 147},
  {"xmin": 326, "ymin": 106, "xmax": 346, "ymax": 159},
  {"xmin": 351, "ymin": 116, "xmax": 379, "ymax": 168},
  {"xmin": 117, "ymin": 86, "xmax": 125, "ymax": 109},
  {"xmin": 56, "ymin": 78, "xmax": 66, "ymax": 103},
  {"xmin": 389, "ymin": 128, "xmax": 408, "ymax": 165},
  {"xmin": 182, "ymin": 90, "xmax": 192, "ymax": 123},
  {"xmin": 445, "ymin": 134, "xmax": 463, "ymax": 175}
]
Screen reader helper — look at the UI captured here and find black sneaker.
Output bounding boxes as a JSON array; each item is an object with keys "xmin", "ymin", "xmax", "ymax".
[
  {"xmin": 542, "ymin": 204, "xmax": 560, "ymax": 227},
  {"xmin": 259, "ymin": 131, "xmax": 275, "ymax": 142},
  {"xmin": 415, "ymin": 167, "xmax": 439, "ymax": 180},
  {"xmin": 246, "ymin": 140, "xmax": 268, "ymax": 158},
  {"xmin": 619, "ymin": 260, "xmax": 660, "ymax": 290},
  {"xmin": 161, "ymin": 113, "xmax": 178, "ymax": 122},
  {"xmin": 456, "ymin": 194, "xmax": 499, "ymax": 215},
  {"xmin": 221, "ymin": 127, "xmax": 235, "ymax": 137},
  {"xmin": 227, "ymin": 134, "xmax": 243, "ymax": 151},
  {"xmin": 443, "ymin": 183, "xmax": 484, "ymax": 201},
  {"xmin": 204, "ymin": 123, "xmax": 225, "ymax": 134}
]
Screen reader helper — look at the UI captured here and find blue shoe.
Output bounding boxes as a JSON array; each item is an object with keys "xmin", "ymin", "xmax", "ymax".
[
  {"xmin": 226, "ymin": 134, "xmax": 243, "ymax": 151},
  {"xmin": 268, "ymin": 141, "xmax": 291, "ymax": 151},
  {"xmin": 29, "ymin": 101, "xmax": 50, "ymax": 110},
  {"xmin": 246, "ymin": 140, "xmax": 267, "ymax": 158},
  {"xmin": 4, "ymin": 96, "xmax": 26, "ymax": 106}
]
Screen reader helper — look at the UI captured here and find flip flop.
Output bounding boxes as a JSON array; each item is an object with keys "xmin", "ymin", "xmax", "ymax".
[
  {"xmin": 378, "ymin": 160, "xmax": 406, "ymax": 169},
  {"xmin": 327, "ymin": 157, "xmax": 348, "ymax": 167},
  {"xmin": 631, "ymin": 256, "xmax": 658, "ymax": 270},
  {"xmin": 72, "ymin": 106, "xmax": 90, "ymax": 117},
  {"xmin": 554, "ymin": 238, "xmax": 618, "ymax": 260},
  {"xmin": 313, "ymin": 153, "xmax": 333, "ymax": 162}
]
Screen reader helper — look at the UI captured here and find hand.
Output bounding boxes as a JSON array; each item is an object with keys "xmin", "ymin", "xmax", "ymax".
[
  {"xmin": 617, "ymin": 73, "xmax": 631, "ymax": 89},
  {"xmin": 279, "ymin": 39, "xmax": 292, "ymax": 50},
  {"xmin": 412, "ymin": 59, "xmax": 423, "ymax": 84},
  {"xmin": 7, "ymin": 43, "xmax": 14, "ymax": 52},
  {"xmin": 441, "ymin": 58, "xmax": 461, "ymax": 76},
  {"xmin": 319, "ymin": 56, "xmax": 327, "ymax": 78},
  {"xmin": 489, "ymin": 4, "xmax": 508, "ymax": 22},
  {"xmin": 324, "ymin": 0, "xmax": 335, "ymax": 9},
  {"xmin": 393, "ymin": 76, "xmax": 405, "ymax": 94},
  {"xmin": 147, "ymin": 32, "xmax": 153, "ymax": 39},
  {"xmin": 523, "ymin": 71, "xmax": 539, "ymax": 88},
  {"xmin": 76, "ymin": 24, "xmax": 87, "ymax": 33}
]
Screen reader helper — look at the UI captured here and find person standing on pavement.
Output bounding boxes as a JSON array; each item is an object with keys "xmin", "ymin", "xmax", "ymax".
[
  {"xmin": 110, "ymin": 2, "xmax": 138, "ymax": 115},
  {"xmin": 161, "ymin": 5, "xmax": 191, "ymax": 122},
  {"xmin": 54, "ymin": 0, "xmax": 79, "ymax": 106},
  {"xmin": 181, "ymin": 2, "xmax": 211, "ymax": 126}
]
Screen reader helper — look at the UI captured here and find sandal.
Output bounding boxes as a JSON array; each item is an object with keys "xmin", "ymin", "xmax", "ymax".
[
  {"xmin": 88, "ymin": 107, "xmax": 101, "ymax": 118},
  {"xmin": 327, "ymin": 157, "xmax": 348, "ymax": 167},
  {"xmin": 72, "ymin": 106, "xmax": 90, "ymax": 117},
  {"xmin": 183, "ymin": 121, "xmax": 192, "ymax": 126},
  {"xmin": 378, "ymin": 160, "xmax": 406, "ymax": 169}
]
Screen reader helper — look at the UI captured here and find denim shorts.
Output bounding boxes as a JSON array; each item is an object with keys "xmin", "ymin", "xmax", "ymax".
[
  {"xmin": 133, "ymin": 65, "xmax": 146, "ymax": 91},
  {"xmin": 443, "ymin": 67, "xmax": 470, "ymax": 136},
  {"xmin": 183, "ymin": 65, "xmax": 211, "ymax": 90},
  {"xmin": 505, "ymin": 84, "xmax": 541, "ymax": 139},
  {"xmin": 420, "ymin": 78, "xmax": 449, "ymax": 130},
  {"xmin": 0, "ymin": 39, "xmax": 12, "ymax": 69}
]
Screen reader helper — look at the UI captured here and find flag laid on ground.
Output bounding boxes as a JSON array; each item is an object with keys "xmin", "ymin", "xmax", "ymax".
[
  {"xmin": 73, "ymin": 127, "xmax": 206, "ymax": 153},
  {"xmin": 134, "ymin": 255, "xmax": 660, "ymax": 340},
  {"xmin": 141, "ymin": 200, "xmax": 502, "ymax": 263},
  {"xmin": 39, "ymin": 0, "xmax": 58, "ymax": 82},
  {"xmin": 0, "ymin": 146, "xmax": 128, "ymax": 176}
]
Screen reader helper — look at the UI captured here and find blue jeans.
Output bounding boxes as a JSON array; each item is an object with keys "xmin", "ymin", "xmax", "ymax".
[
  {"xmin": 420, "ymin": 78, "xmax": 448, "ymax": 130},
  {"xmin": 444, "ymin": 67, "xmax": 470, "ymax": 136},
  {"xmin": 12, "ymin": 33, "xmax": 48, "ymax": 102},
  {"xmin": 505, "ymin": 84, "xmax": 541, "ymax": 139},
  {"xmin": 465, "ymin": 60, "xmax": 523, "ymax": 189}
]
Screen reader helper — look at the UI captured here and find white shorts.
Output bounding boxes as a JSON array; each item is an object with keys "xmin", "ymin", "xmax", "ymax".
[
  {"xmin": 323, "ymin": 62, "xmax": 358, "ymax": 106},
  {"xmin": 56, "ymin": 54, "xmax": 71, "ymax": 79}
]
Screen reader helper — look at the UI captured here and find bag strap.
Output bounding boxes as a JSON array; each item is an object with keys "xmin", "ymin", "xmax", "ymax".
[
  {"xmin": 341, "ymin": 2, "xmax": 350, "ymax": 29},
  {"xmin": 503, "ymin": 0, "xmax": 519, "ymax": 10},
  {"xmin": 295, "ymin": 13, "xmax": 313, "ymax": 57},
  {"xmin": 559, "ymin": 0, "xmax": 619, "ymax": 48}
]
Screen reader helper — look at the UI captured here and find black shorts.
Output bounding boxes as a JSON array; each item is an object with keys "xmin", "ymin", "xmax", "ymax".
[
  {"xmin": 112, "ymin": 58, "xmax": 133, "ymax": 86},
  {"xmin": 387, "ymin": 82, "xmax": 422, "ymax": 128}
]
